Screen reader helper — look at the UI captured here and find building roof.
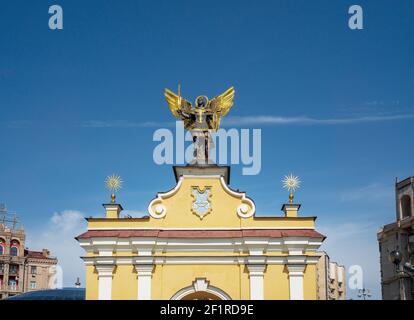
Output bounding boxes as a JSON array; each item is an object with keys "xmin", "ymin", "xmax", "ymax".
[
  {"xmin": 6, "ymin": 288, "xmax": 85, "ymax": 300},
  {"xmin": 24, "ymin": 249, "xmax": 57, "ymax": 261},
  {"xmin": 76, "ymin": 228, "xmax": 325, "ymax": 240},
  {"xmin": 396, "ymin": 176, "xmax": 414, "ymax": 189}
]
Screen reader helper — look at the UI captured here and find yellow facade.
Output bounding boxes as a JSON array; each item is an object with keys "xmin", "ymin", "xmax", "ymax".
[{"xmin": 77, "ymin": 166, "xmax": 325, "ymax": 300}]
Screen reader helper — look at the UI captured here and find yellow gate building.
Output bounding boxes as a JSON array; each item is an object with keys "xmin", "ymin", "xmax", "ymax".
[{"xmin": 76, "ymin": 165, "xmax": 325, "ymax": 300}]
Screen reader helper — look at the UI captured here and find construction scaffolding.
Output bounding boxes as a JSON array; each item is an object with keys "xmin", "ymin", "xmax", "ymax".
[{"xmin": 0, "ymin": 203, "xmax": 21, "ymax": 230}]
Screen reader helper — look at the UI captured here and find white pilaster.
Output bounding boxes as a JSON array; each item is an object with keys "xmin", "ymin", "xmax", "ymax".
[
  {"xmin": 287, "ymin": 264, "xmax": 305, "ymax": 300},
  {"xmin": 247, "ymin": 264, "xmax": 266, "ymax": 300},
  {"xmin": 135, "ymin": 264, "xmax": 154, "ymax": 300},
  {"xmin": 95, "ymin": 265, "xmax": 115, "ymax": 300}
]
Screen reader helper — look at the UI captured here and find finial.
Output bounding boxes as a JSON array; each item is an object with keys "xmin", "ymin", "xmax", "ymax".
[
  {"xmin": 105, "ymin": 174, "xmax": 123, "ymax": 203},
  {"xmin": 282, "ymin": 174, "xmax": 301, "ymax": 203}
]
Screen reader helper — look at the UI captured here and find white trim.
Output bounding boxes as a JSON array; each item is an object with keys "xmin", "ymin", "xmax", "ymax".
[
  {"xmin": 85, "ymin": 255, "xmax": 320, "ymax": 265},
  {"xmin": 98, "ymin": 247, "xmax": 114, "ymax": 257},
  {"xmin": 146, "ymin": 174, "xmax": 258, "ymax": 220},
  {"xmin": 171, "ymin": 278, "xmax": 231, "ymax": 300},
  {"xmin": 135, "ymin": 264, "xmax": 154, "ymax": 300},
  {"xmin": 219, "ymin": 177, "xmax": 256, "ymax": 218},
  {"xmin": 182, "ymin": 174, "xmax": 223, "ymax": 179},
  {"xmin": 247, "ymin": 265, "xmax": 266, "ymax": 300},
  {"xmin": 287, "ymin": 264, "xmax": 305, "ymax": 300},
  {"xmin": 87, "ymin": 226, "xmax": 315, "ymax": 230},
  {"xmin": 79, "ymin": 236, "xmax": 323, "ymax": 257},
  {"xmin": 95, "ymin": 265, "xmax": 115, "ymax": 300},
  {"xmin": 147, "ymin": 177, "xmax": 184, "ymax": 219}
]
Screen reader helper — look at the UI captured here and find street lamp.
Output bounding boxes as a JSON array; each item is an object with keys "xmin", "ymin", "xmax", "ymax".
[
  {"xmin": 357, "ymin": 288, "xmax": 371, "ymax": 300},
  {"xmin": 388, "ymin": 249, "xmax": 414, "ymax": 300},
  {"xmin": 388, "ymin": 249, "xmax": 414, "ymax": 280},
  {"xmin": 389, "ymin": 250, "xmax": 402, "ymax": 265}
]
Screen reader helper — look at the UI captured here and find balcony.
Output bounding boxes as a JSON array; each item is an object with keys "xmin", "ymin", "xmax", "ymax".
[
  {"xmin": 10, "ymin": 255, "xmax": 24, "ymax": 263},
  {"xmin": 1, "ymin": 284, "xmax": 21, "ymax": 292},
  {"xmin": 0, "ymin": 255, "xmax": 24, "ymax": 264}
]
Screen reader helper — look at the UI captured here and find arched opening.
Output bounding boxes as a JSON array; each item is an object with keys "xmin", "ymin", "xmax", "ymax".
[
  {"xmin": 401, "ymin": 195, "xmax": 412, "ymax": 219},
  {"xmin": 171, "ymin": 278, "xmax": 231, "ymax": 300},
  {"xmin": 0, "ymin": 238, "xmax": 5, "ymax": 255},
  {"xmin": 10, "ymin": 240, "xmax": 20, "ymax": 256},
  {"xmin": 180, "ymin": 291, "xmax": 223, "ymax": 300}
]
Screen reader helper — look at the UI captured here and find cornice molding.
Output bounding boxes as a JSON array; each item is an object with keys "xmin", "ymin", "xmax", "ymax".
[
  {"xmin": 78, "ymin": 236, "xmax": 323, "ymax": 257},
  {"xmin": 83, "ymin": 255, "xmax": 320, "ymax": 266}
]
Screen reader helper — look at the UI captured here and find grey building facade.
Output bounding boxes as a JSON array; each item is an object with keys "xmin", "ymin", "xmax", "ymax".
[{"xmin": 378, "ymin": 177, "xmax": 414, "ymax": 300}]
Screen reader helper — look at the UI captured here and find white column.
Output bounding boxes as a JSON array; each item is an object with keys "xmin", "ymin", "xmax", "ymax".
[
  {"xmin": 287, "ymin": 264, "xmax": 305, "ymax": 300},
  {"xmin": 247, "ymin": 264, "xmax": 266, "ymax": 300},
  {"xmin": 135, "ymin": 264, "xmax": 154, "ymax": 300},
  {"xmin": 95, "ymin": 265, "xmax": 115, "ymax": 300}
]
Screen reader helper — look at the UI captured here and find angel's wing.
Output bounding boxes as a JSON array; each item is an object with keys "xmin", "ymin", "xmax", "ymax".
[
  {"xmin": 164, "ymin": 88, "xmax": 192, "ymax": 119},
  {"xmin": 208, "ymin": 87, "xmax": 235, "ymax": 117},
  {"xmin": 207, "ymin": 87, "xmax": 235, "ymax": 130}
]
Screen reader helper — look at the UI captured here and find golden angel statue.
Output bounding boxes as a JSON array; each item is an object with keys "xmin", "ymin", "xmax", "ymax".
[{"xmin": 164, "ymin": 85, "xmax": 235, "ymax": 164}]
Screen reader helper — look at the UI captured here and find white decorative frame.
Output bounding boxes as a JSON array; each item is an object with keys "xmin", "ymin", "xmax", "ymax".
[
  {"xmin": 219, "ymin": 176, "xmax": 256, "ymax": 218},
  {"xmin": 147, "ymin": 177, "xmax": 184, "ymax": 219},
  {"xmin": 147, "ymin": 175, "xmax": 256, "ymax": 219},
  {"xmin": 170, "ymin": 278, "xmax": 232, "ymax": 300},
  {"xmin": 190, "ymin": 186, "xmax": 213, "ymax": 220}
]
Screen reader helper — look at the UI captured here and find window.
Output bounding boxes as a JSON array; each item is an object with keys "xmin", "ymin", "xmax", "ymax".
[
  {"xmin": 30, "ymin": 281, "xmax": 36, "ymax": 289},
  {"xmin": 9, "ymin": 265, "xmax": 18, "ymax": 274},
  {"xmin": 10, "ymin": 246, "xmax": 18, "ymax": 256},
  {"xmin": 31, "ymin": 266, "xmax": 37, "ymax": 274},
  {"xmin": 0, "ymin": 239, "xmax": 4, "ymax": 255},
  {"xmin": 10, "ymin": 240, "xmax": 19, "ymax": 256},
  {"xmin": 401, "ymin": 195, "xmax": 412, "ymax": 219},
  {"xmin": 8, "ymin": 279, "xmax": 17, "ymax": 290}
]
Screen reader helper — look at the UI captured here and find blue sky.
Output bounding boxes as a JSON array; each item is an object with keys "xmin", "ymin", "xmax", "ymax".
[{"xmin": 0, "ymin": 0, "xmax": 413, "ymax": 298}]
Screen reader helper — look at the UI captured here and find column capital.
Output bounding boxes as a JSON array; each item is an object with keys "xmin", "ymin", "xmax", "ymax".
[
  {"xmin": 247, "ymin": 264, "xmax": 266, "ymax": 276},
  {"xmin": 287, "ymin": 264, "xmax": 306, "ymax": 275},
  {"xmin": 134, "ymin": 264, "xmax": 154, "ymax": 276},
  {"xmin": 95, "ymin": 264, "xmax": 115, "ymax": 277}
]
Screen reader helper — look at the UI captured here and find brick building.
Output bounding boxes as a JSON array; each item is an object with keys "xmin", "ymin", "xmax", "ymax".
[{"xmin": 0, "ymin": 205, "xmax": 58, "ymax": 299}]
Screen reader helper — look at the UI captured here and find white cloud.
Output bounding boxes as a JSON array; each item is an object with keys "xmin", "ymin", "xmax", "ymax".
[
  {"xmin": 223, "ymin": 114, "xmax": 414, "ymax": 126},
  {"xmin": 26, "ymin": 210, "xmax": 86, "ymax": 287},
  {"xmin": 80, "ymin": 113, "xmax": 414, "ymax": 129},
  {"xmin": 0, "ymin": 120, "xmax": 32, "ymax": 128},
  {"xmin": 81, "ymin": 120, "xmax": 172, "ymax": 128},
  {"xmin": 339, "ymin": 183, "xmax": 393, "ymax": 202}
]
